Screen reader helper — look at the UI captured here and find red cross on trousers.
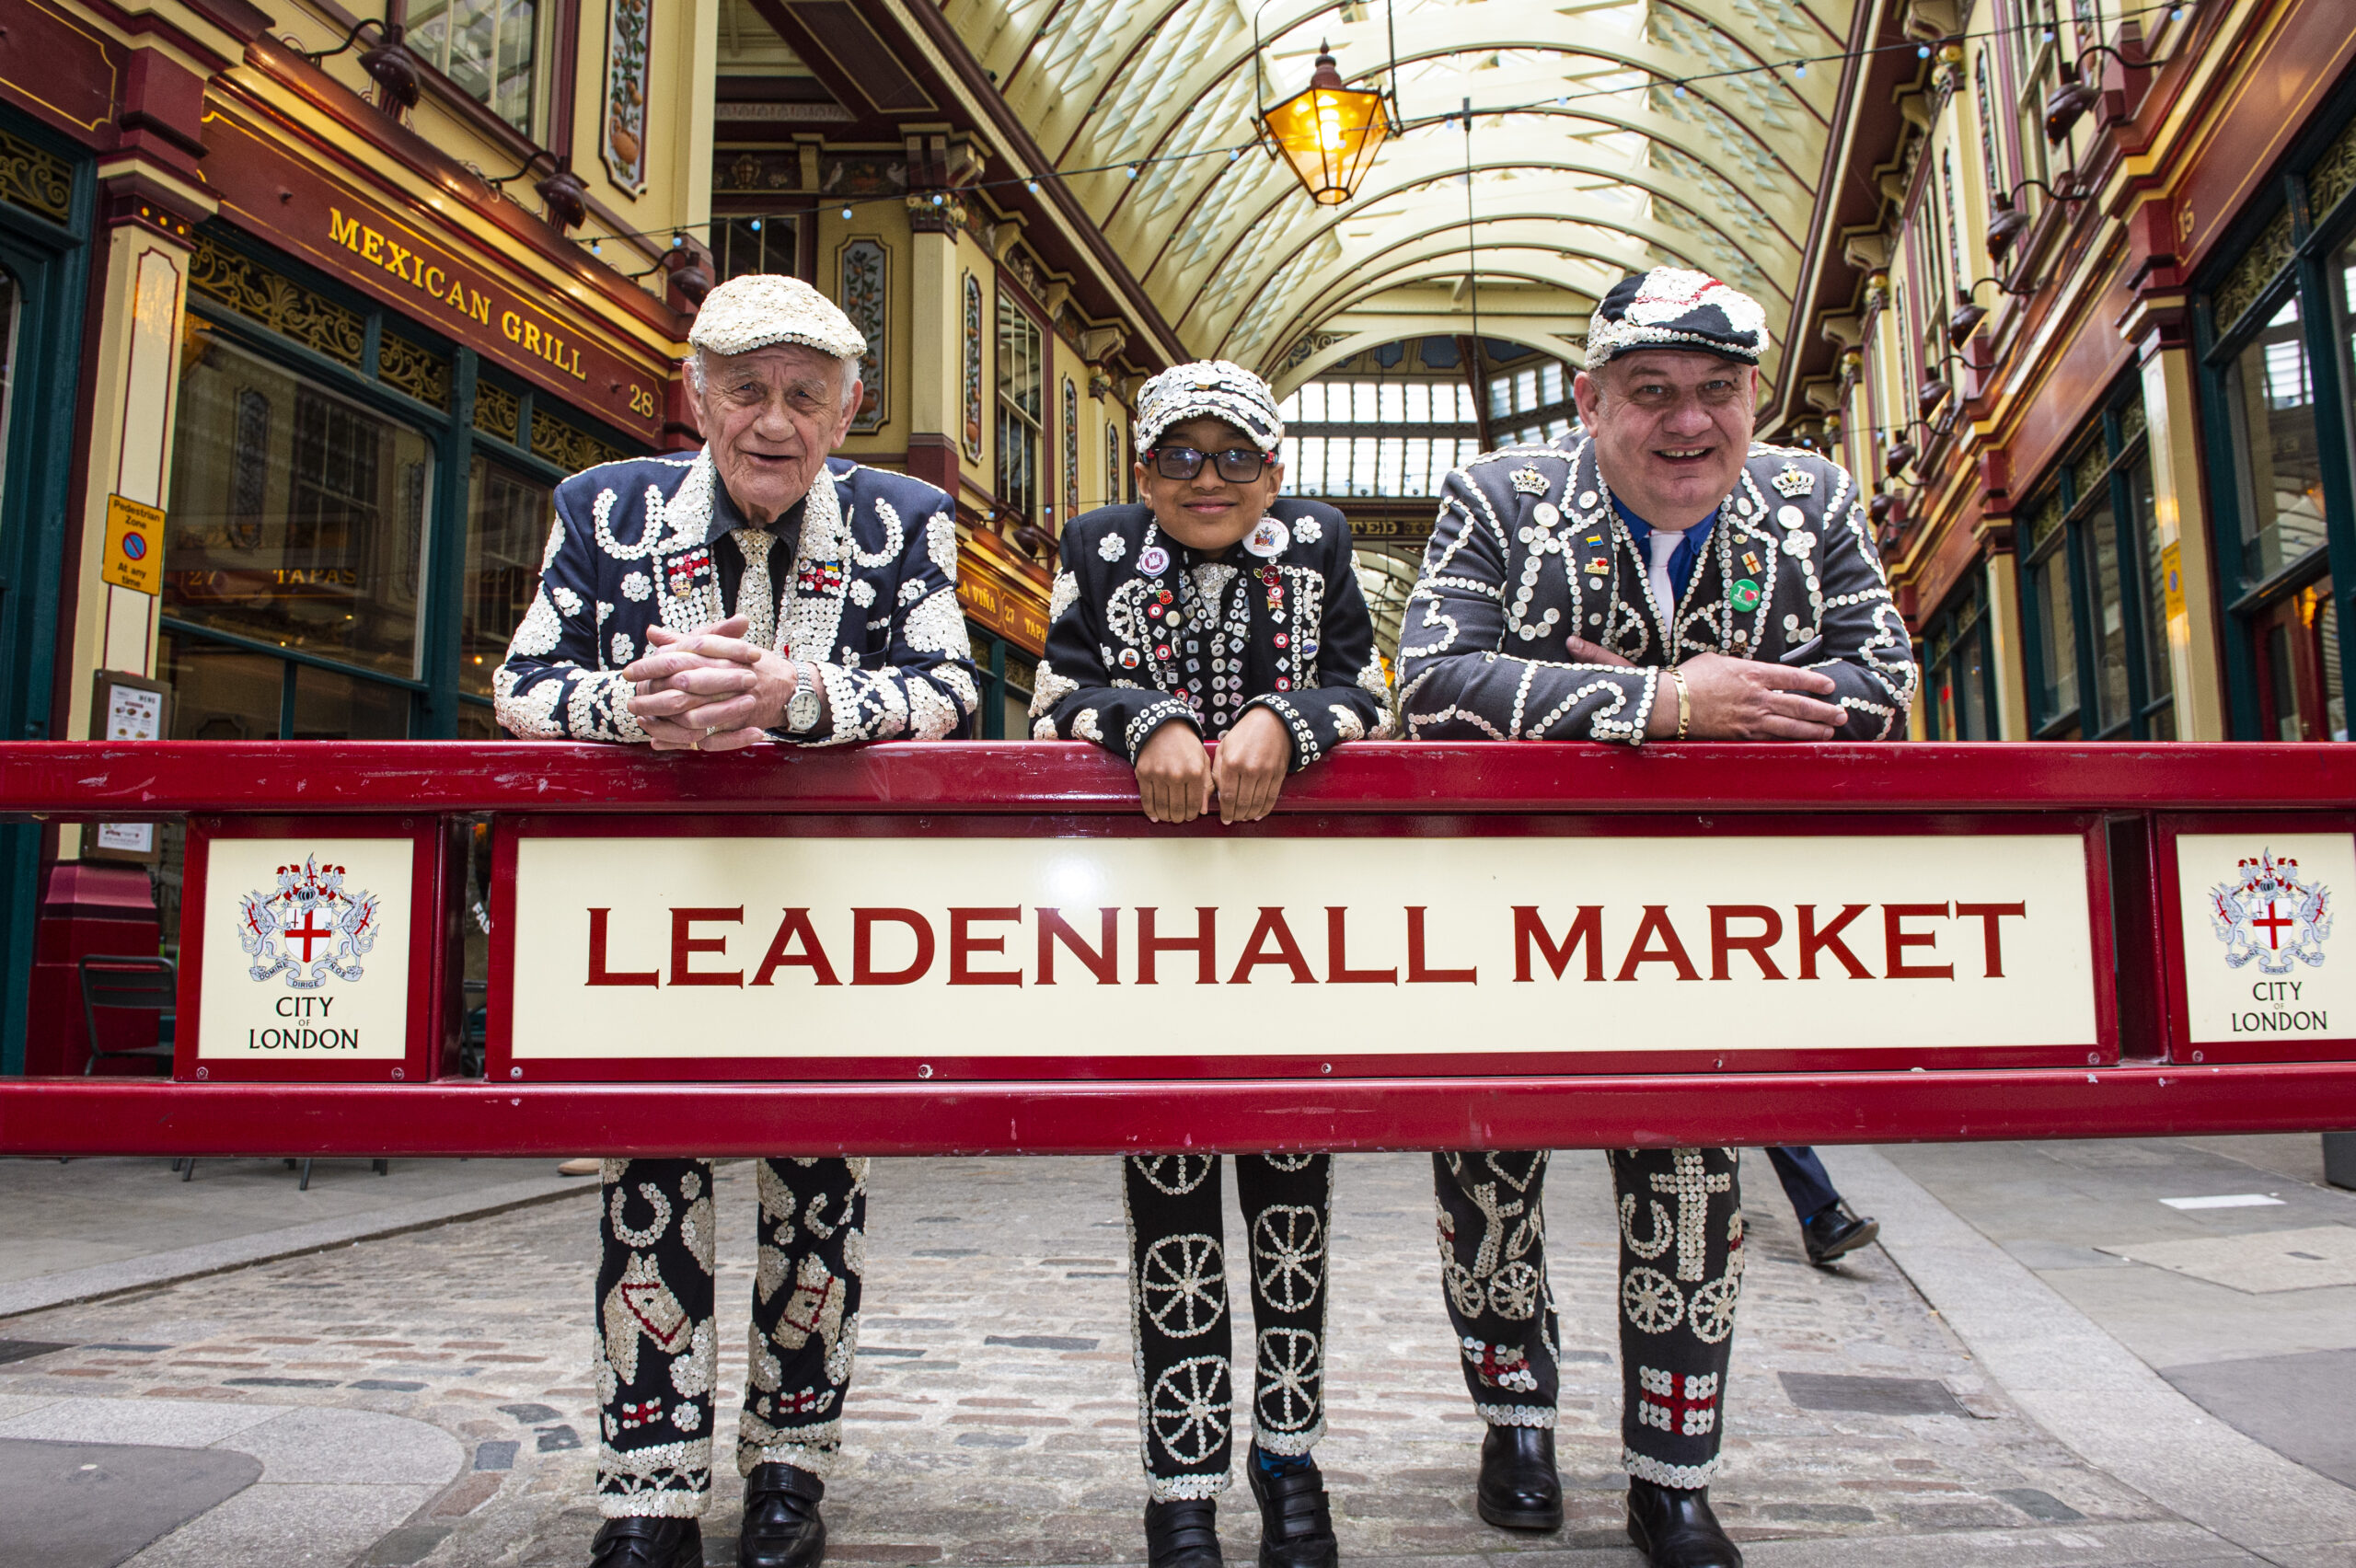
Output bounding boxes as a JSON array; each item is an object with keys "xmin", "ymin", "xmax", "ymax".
[
  {"xmin": 2252, "ymin": 901, "xmax": 2294, "ymax": 949},
  {"xmin": 1653, "ymin": 1378, "xmax": 1716, "ymax": 1433},
  {"xmin": 283, "ymin": 911, "xmax": 334, "ymax": 963}
]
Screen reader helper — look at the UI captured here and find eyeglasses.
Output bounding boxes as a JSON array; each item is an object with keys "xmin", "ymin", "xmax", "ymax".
[{"xmin": 1146, "ymin": 445, "xmax": 1274, "ymax": 482}]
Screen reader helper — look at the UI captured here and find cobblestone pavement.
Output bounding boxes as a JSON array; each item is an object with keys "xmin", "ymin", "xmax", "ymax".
[{"xmin": 0, "ymin": 1153, "xmax": 2200, "ymax": 1565}]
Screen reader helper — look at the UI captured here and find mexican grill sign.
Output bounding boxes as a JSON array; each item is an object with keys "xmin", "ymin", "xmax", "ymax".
[{"xmin": 502, "ymin": 832, "xmax": 2101, "ymax": 1069}]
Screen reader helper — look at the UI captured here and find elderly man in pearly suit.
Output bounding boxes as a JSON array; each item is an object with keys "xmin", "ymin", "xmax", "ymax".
[{"xmin": 497, "ymin": 273, "xmax": 979, "ymax": 1568}]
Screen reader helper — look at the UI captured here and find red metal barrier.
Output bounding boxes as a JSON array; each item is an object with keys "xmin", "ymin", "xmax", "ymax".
[{"xmin": 0, "ymin": 740, "xmax": 2350, "ymax": 1155}]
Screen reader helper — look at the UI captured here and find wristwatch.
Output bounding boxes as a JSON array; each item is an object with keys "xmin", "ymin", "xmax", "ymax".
[{"xmin": 783, "ymin": 662, "xmax": 825, "ymax": 734}]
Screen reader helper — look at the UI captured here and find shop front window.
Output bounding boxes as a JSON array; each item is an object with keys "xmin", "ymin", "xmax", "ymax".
[
  {"xmin": 2019, "ymin": 394, "xmax": 2173, "ymax": 740},
  {"xmin": 2023, "ymin": 496, "xmax": 2077, "ymax": 731},
  {"xmin": 2222, "ymin": 297, "xmax": 2327, "ymax": 584},
  {"xmin": 463, "ymin": 455, "xmax": 553, "ymax": 705},
  {"xmin": 406, "ymin": 0, "xmax": 540, "ymax": 133},
  {"xmin": 166, "ymin": 329, "xmax": 432, "ymax": 679},
  {"xmin": 1920, "ymin": 570, "xmax": 1992, "ymax": 740},
  {"xmin": 2127, "ymin": 451, "xmax": 2176, "ymax": 737},
  {"xmin": 2256, "ymin": 582, "xmax": 2346, "ymax": 742},
  {"xmin": 0, "ymin": 270, "xmax": 17, "ymax": 528}
]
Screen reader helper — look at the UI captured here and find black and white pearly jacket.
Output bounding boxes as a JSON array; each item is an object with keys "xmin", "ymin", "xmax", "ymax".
[
  {"xmin": 1030, "ymin": 497, "xmax": 1392, "ymax": 768},
  {"xmin": 494, "ymin": 448, "xmax": 979, "ymax": 744},
  {"xmin": 1398, "ymin": 436, "xmax": 1916, "ymax": 743}
]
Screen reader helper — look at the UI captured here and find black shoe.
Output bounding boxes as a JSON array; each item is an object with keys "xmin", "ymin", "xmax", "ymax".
[
  {"xmin": 1247, "ymin": 1448, "xmax": 1338, "ymax": 1568},
  {"xmin": 1475, "ymin": 1424, "xmax": 1563, "ymax": 1531},
  {"xmin": 740, "ymin": 1463, "xmax": 826, "ymax": 1568},
  {"xmin": 1145, "ymin": 1497, "xmax": 1223, "ymax": 1568},
  {"xmin": 590, "ymin": 1516, "xmax": 703, "ymax": 1568},
  {"xmin": 1625, "ymin": 1478, "xmax": 1742, "ymax": 1568},
  {"xmin": 1802, "ymin": 1203, "xmax": 1879, "ymax": 1266}
]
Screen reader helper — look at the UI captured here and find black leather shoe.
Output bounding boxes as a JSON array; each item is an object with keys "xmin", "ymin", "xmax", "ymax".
[
  {"xmin": 1625, "ymin": 1478, "xmax": 1742, "ymax": 1567},
  {"xmin": 1144, "ymin": 1497, "xmax": 1222, "ymax": 1568},
  {"xmin": 1802, "ymin": 1202, "xmax": 1879, "ymax": 1266},
  {"xmin": 1247, "ymin": 1448, "xmax": 1338, "ymax": 1568},
  {"xmin": 1475, "ymin": 1424, "xmax": 1563, "ymax": 1531},
  {"xmin": 590, "ymin": 1516, "xmax": 703, "ymax": 1568},
  {"xmin": 740, "ymin": 1462, "xmax": 826, "ymax": 1568}
]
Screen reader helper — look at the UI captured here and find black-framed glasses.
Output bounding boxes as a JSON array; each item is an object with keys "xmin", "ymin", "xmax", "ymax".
[{"xmin": 1146, "ymin": 445, "xmax": 1274, "ymax": 482}]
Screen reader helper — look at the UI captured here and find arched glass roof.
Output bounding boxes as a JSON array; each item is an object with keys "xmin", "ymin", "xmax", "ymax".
[{"xmin": 944, "ymin": 0, "xmax": 1851, "ymax": 382}]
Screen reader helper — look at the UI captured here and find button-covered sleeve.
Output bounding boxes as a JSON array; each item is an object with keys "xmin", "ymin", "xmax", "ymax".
[{"xmin": 492, "ymin": 489, "xmax": 647, "ymax": 743}]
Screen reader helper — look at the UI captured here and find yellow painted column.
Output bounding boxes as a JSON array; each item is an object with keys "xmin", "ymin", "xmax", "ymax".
[
  {"xmin": 64, "ymin": 226, "xmax": 193, "ymax": 722},
  {"xmin": 1983, "ymin": 550, "xmax": 2031, "ymax": 741},
  {"xmin": 2140, "ymin": 340, "xmax": 2227, "ymax": 740}
]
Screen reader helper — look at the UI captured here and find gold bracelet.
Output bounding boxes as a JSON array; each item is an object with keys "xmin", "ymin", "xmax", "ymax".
[{"xmin": 1670, "ymin": 666, "xmax": 1692, "ymax": 741}]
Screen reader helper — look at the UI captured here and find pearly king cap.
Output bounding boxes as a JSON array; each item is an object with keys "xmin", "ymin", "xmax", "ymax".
[
  {"xmin": 688, "ymin": 272, "xmax": 867, "ymax": 362},
  {"xmin": 1584, "ymin": 267, "xmax": 1771, "ymax": 369},
  {"xmin": 1134, "ymin": 360, "xmax": 1285, "ymax": 453}
]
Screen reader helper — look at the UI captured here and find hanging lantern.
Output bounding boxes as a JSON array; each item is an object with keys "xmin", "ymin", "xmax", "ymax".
[{"xmin": 1261, "ymin": 42, "xmax": 1395, "ymax": 206}]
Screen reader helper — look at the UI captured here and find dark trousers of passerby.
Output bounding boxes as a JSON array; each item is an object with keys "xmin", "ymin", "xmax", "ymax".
[
  {"xmin": 1123, "ymin": 1153, "xmax": 1334, "ymax": 1500},
  {"xmin": 595, "ymin": 1157, "xmax": 867, "ymax": 1516},
  {"xmin": 1764, "ymin": 1146, "xmax": 1840, "ymax": 1223},
  {"xmin": 1434, "ymin": 1148, "xmax": 1745, "ymax": 1488}
]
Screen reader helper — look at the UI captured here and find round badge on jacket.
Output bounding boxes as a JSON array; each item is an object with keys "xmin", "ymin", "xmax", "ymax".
[
  {"xmin": 1138, "ymin": 545, "xmax": 1170, "ymax": 575},
  {"xmin": 1244, "ymin": 516, "xmax": 1290, "ymax": 559}
]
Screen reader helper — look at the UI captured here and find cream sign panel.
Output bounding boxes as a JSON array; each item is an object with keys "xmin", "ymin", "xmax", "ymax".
[
  {"xmin": 199, "ymin": 838, "xmax": 413, "ymax": 1060},
  {"xmin": 2176, "ymin": 832, "xmax": 2350, "ymax": 1045},
  {"xmin": 508, "ymin": 835, "xmax": 2098, "ymax": 1059}
]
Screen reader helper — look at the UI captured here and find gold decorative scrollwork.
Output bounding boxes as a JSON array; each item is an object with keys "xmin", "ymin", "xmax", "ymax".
[
  {"xmin": 377, "ymin": 334, "xmax": 450, "ymax": 409},
  {"xmin": 0, "ymin": 129, "xmax": 71, "ymax": 222},
  {"xmin": 2212, "ymin": 207, "xmax": 2297, "ymax": 338},
  {"xmin": 2310, "ymin": 119, "xmax": 2356, "ymax": 231},
  {"xmin": 530, "ymin": 409, "xmax": 629, "ymax": 474},
  {"xmin": 189, "ymin": 236, "xmax": 366, "ymax": 368},
  {"xmin": 474, "ymin": 380, "xmax": 521, "ymax": 443}
]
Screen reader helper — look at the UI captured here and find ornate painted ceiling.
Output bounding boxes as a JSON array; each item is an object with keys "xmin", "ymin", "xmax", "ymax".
[{"xmin": 940, "ymin": 0, "xmax": 1856, "ymax": 386}]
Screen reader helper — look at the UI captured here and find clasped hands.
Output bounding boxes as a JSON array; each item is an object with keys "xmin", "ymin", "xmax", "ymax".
[
  {"xmin": 1560, "ymin": 638, "xmax": 1847, "ymax": 742},
  {"xmin": 622, "ymin": 615, "xmax": 799, "ymax": 752},
  {"xmin": 1135, "ymin": 706, "xmax": 1292, "ymax": 825}
]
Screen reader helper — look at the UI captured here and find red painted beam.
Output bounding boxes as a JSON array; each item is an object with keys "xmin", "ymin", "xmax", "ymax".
[
  {"xmin": 4, "ymin": 1066, "xmax": 2351, "ymax": 1158},
  {"xmin": 0, "ymin": 739, "xmax": 2348, "ymax": 815}
]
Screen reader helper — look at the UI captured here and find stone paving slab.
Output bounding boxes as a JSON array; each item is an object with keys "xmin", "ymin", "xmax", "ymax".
[{"xmin": 0, "ymin": 1151, "xmax": 2255, "ymax": 1566}]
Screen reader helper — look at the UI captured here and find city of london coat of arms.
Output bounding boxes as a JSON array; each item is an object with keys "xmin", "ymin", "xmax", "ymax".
[
  {"xmin": 237, "ymin": 855, "xmax": 383, "ymax": 989},
  {"xmin": 2208, "ymin": 848, "xmax": 2331, "ymax": 976}
]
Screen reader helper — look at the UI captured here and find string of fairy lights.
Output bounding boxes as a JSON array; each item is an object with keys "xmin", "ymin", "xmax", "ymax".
[{"xmin": 568, "ymin": 0, "xmax": 2197, "ymax": 268}]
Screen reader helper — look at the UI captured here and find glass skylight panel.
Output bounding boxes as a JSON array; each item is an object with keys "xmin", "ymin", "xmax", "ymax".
[
  {"xmin": 1380, "ymin": 382, "xmax": 1405, "ymax": 421},
  {"xmin": 1405, "ymin": 382, "xmax": 1431, "ymax": 421}
]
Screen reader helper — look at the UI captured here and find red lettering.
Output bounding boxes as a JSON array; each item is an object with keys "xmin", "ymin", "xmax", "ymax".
[
  {"xmin": 1230, "ymin": 907, "xmax": 1316, "ymax": 985},
  {"xmin": 750, "ymin": 908, "xmax": 840, "ymax": 986},
  {"xmin": 1615, "ymin": 905, "xmax": 1700, "ymax": 981},
  {"xmin": 1324, "ymin": 906, "xmax": 1396, "ymax": 984},
  {"xmin": 670, "ymin": 906, "xmax": 744, "ymax": 986},
  {"xmin": 1405, "ymin": 906, "xmax": 1477, "ymax": 984},
  {"xmin": 1513, "ymin": 905, "xmax": 1603, "ymax": 982},
  {"xmin": 1954, "ymin": 901, "xmax": 2027, "ymax": 977},
  {"xmin": 1884, "ymin": 902, "xmax": 1954, "ymax": 980},
  {"xmin": 1036, "ymin": 907, "xmax": 1118, "ymax": 985},
  {"xmin": 852, "ymin": 908, "xmax": 935, "ymax": 985},
  {"xmin": 1708, "ymin": 905, "xmax": 1785, "ymax": 980},
  {"xmin": 948, "ymin": 907, "xmax": 1023, "ymax": 986},
  {"xmin": 1138, "ymin": 906, "xmax": 1218, "ymax": 985},
  {"xmin": 585, "ymin": 907, "xmax": 658, "ymax": 986},
  {"xmin": 1797, "ymin": 904, "xmax": 1873, "ymax": 979}
]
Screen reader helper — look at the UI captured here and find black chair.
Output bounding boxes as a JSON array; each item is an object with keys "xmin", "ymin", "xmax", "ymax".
[{"xmin": 80, "ymin": 954, "xmax": 176, "ymax": 1077}]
